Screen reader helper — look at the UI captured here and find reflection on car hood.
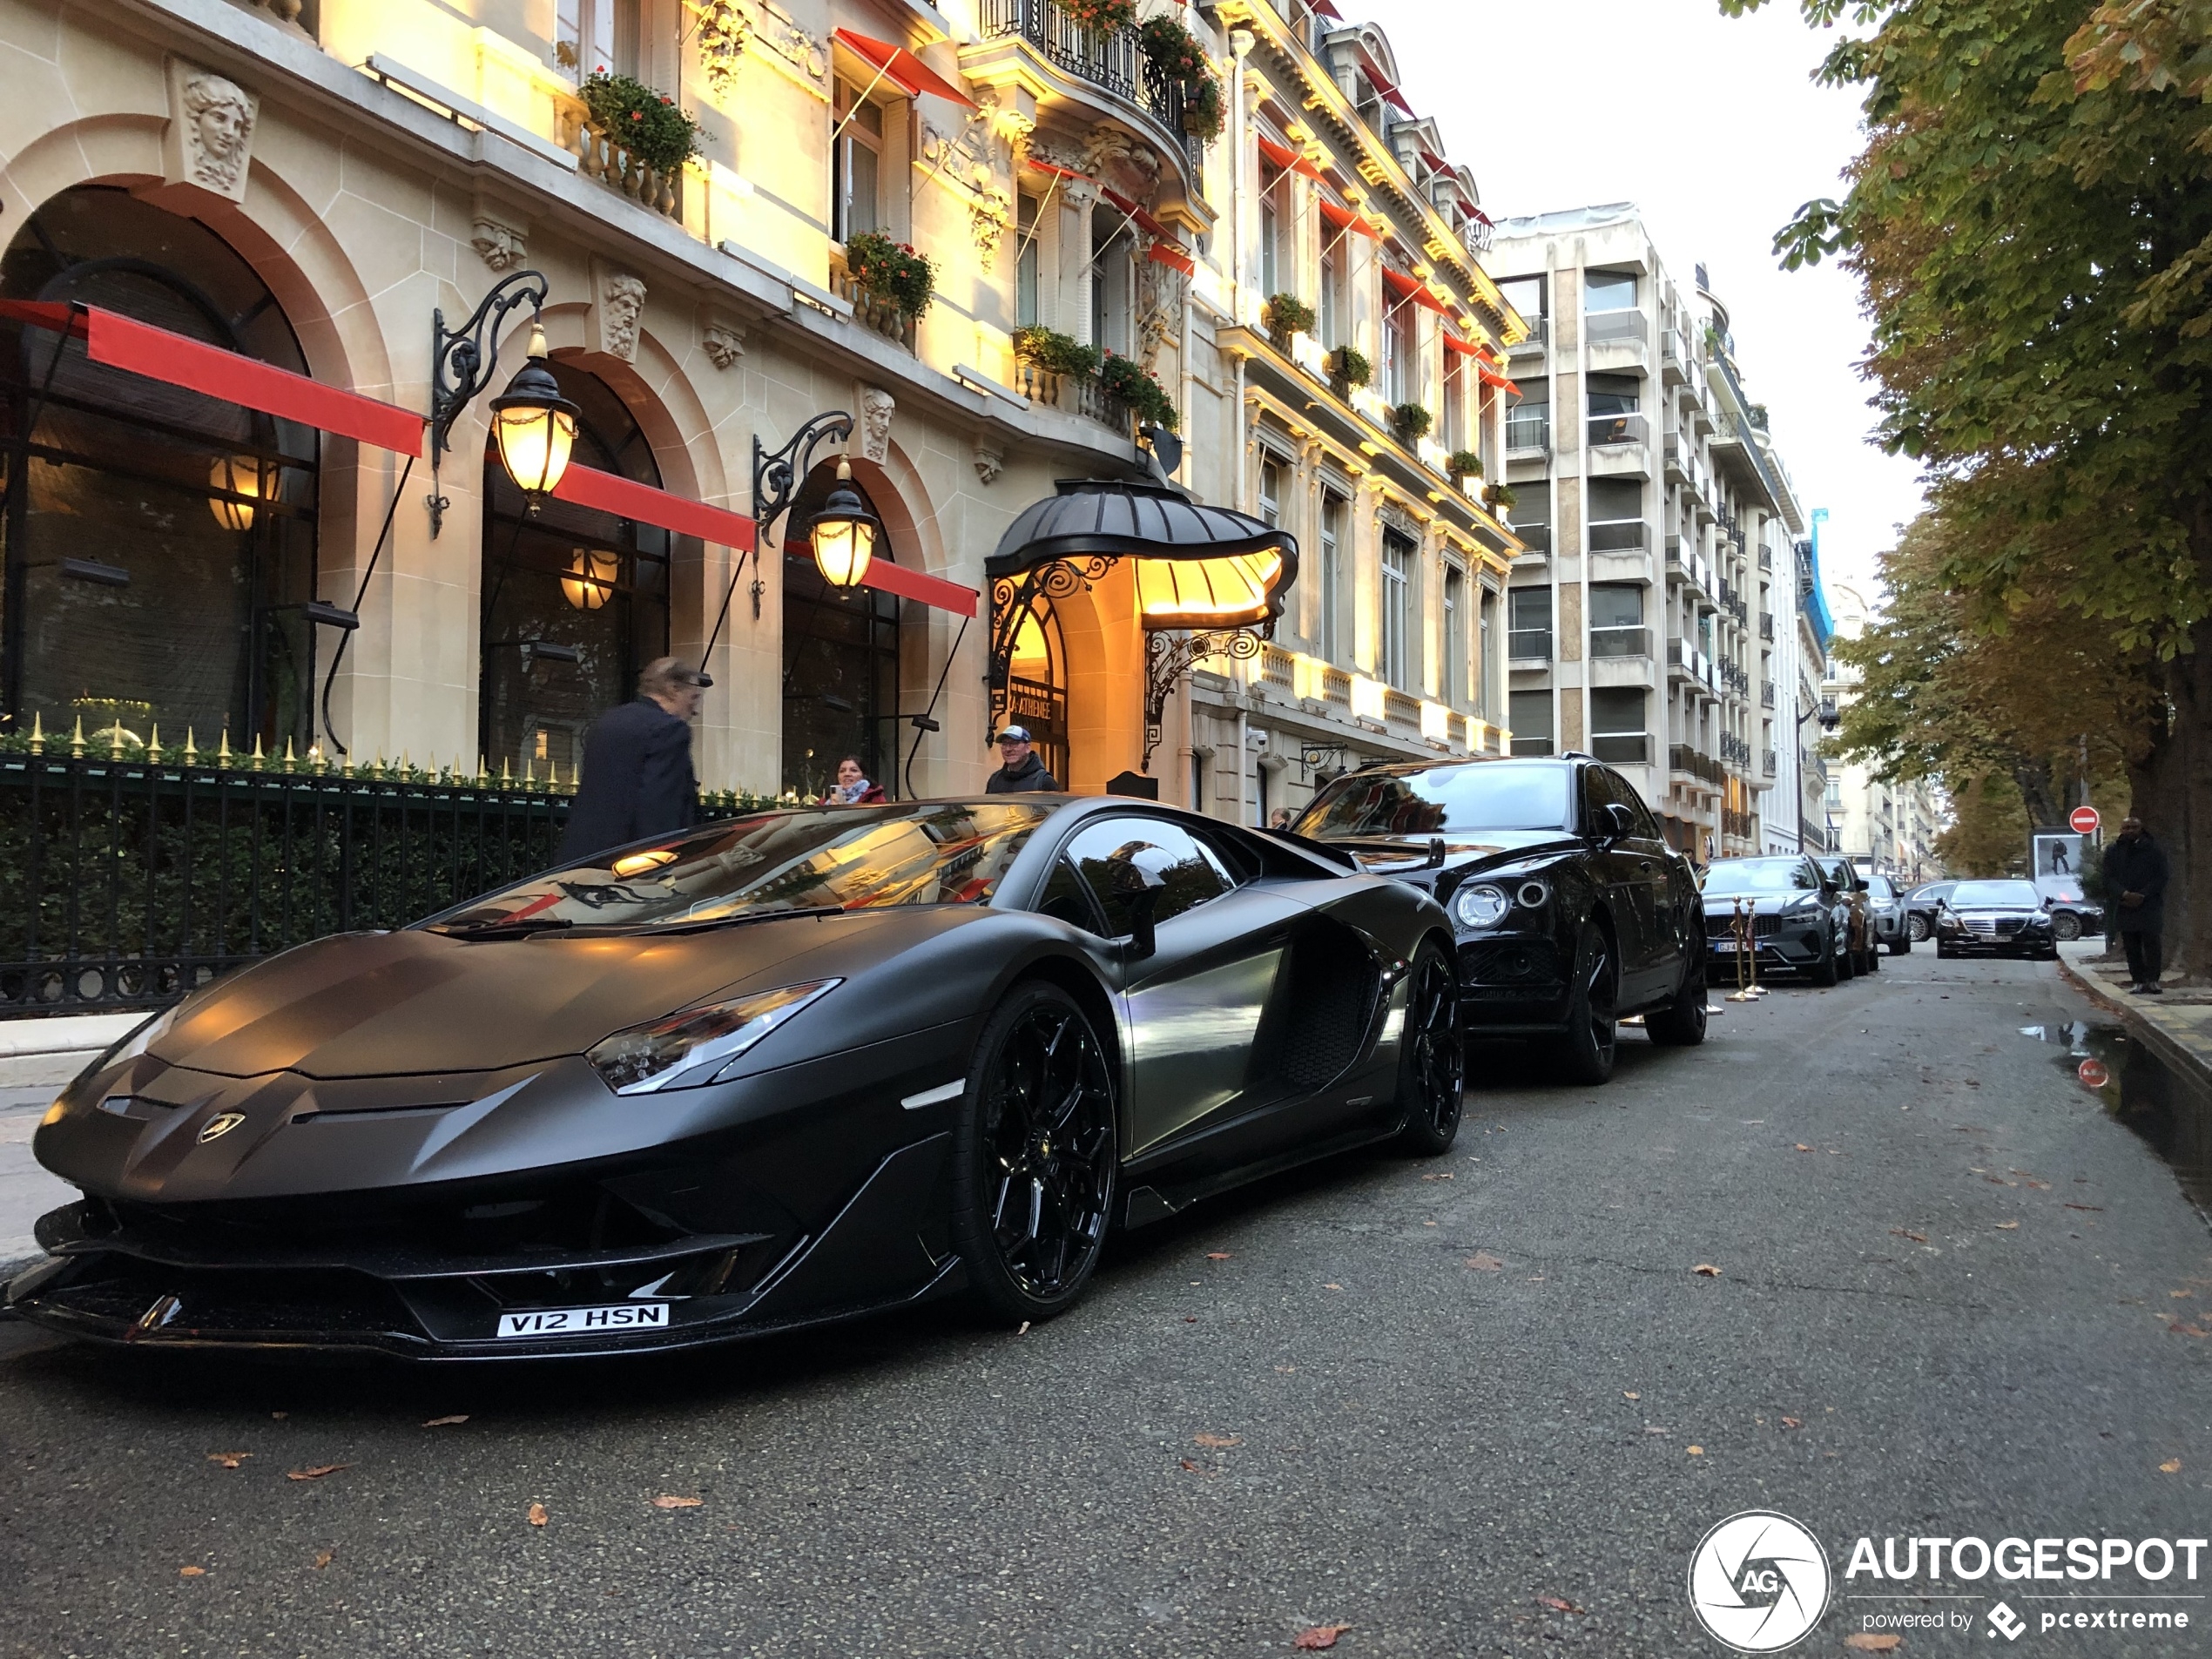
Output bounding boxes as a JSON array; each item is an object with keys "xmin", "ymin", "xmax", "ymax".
[{"xmin": 141, "ymin": 912, "xmax": 910, "ymax": 1079}]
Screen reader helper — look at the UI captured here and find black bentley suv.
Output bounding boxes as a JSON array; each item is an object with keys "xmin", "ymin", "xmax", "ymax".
[
  {"xmin": 1933, "ymin": 878, "xmax": 2060, "ymax": 960},
  {"xmin": 1698, "ymin": 854, "xmax": 1854, "ymax": 986},
  {"xmin": 1291, "ymin": 755, "xmax": 1707, "ymax": 1085}
]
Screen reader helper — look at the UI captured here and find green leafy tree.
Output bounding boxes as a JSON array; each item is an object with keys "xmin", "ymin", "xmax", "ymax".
[{"xmin": 1725, "ymin": 0, "xmax": 2212, "ymax": 971}]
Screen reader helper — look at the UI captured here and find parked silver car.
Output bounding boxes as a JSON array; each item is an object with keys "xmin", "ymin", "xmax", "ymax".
[{"xmin": 1862, "ymin": 872, "xmax": 1912, "ymax": 955}]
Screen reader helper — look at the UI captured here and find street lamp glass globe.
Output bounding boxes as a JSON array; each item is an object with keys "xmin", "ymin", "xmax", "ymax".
[
  {"xmin": 208, "ymin": 454, "xmax": 263, "ymax": 530},
  {"xmin": 808, "ymin": 460, "xmax": 880, "ymax": 590},
  {"xmin": 489, "ymin": 323, "xmax": 580, "ymax": 503}
]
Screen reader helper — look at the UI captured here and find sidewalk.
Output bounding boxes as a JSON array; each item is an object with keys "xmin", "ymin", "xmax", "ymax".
[
  {"xmin": 2057, "ymin": 939, "xmax": 2212, "ymax": 1089},
  {"xmin": 0, "ymin": 1012, "xmax": 144, "ymax": 1272}
]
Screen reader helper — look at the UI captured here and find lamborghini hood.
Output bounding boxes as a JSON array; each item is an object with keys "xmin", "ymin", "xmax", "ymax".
[{"xmin": 134, "ymin": 914, "xmax": 905, "ymax": 1080}]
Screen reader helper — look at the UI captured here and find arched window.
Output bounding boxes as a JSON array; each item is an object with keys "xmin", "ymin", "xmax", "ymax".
[
  {"xmin": 479, "ymin": 362, "xmax": 669, "ymax": 777},
  {"xmin": 782, "ymin": 462, "xmax": 900, "ymax": 800},
  {"xmin": 1004, "ymin": 597, "xmax": 1067, "ymax": 790},
  {"xmin": 0, "ymin": 186, "xmax": 318, "ymax": 751}
]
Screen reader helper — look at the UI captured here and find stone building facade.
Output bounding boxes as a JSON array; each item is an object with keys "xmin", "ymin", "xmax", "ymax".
[{"xmin": 0, "ymin": 0, "xmax": 1527, "ymax": 818}]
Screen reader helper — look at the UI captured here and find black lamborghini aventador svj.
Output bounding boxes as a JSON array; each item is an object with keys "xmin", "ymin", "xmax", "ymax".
[{"xmin": 14, "ymin": 797, "xmax": 1461, "ymax": 1359}]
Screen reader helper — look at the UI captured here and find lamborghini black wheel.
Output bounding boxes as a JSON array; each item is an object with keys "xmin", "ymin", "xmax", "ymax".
[
  {"xmin": 1393, "ymin": 942, "xmax": 1464, "ymax": 1155},
  {"xmin": 952, "ymin": 981, "xmax": 1118, "ymax": 1324}
]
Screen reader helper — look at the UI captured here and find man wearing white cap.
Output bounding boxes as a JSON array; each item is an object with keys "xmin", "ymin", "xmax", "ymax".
[{"xmin": 983, "ymin": 725, "xmax": 1059, "ymax": 793}]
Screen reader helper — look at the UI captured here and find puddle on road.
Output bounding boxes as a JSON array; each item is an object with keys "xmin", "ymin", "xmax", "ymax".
[{"xmin": 2019, "ymin": 1022, "xmax": 2212, "ymax": 1223}]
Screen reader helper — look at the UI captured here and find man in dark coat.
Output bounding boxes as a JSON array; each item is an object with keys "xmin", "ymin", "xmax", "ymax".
[
  {"xmin": 2103, "ymin": 816, "xmax": 2169, "ymax": 994},
  {"xmin": 557, "ymin": 657, "xmax": 705, "ymax": 863},
  {"xmin": 983, "ymin": 725, "xmax": 1059, "ymax": 793}
]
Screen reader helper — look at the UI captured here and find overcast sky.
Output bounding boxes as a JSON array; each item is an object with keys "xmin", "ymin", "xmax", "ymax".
[{"xmin": 1368, "ymin": 0, "xmax": 1924, "ymax": 595}]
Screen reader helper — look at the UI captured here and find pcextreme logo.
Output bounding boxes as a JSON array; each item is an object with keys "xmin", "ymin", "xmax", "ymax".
[{"xmin": 1688, "ymin": 1511, "xmax": 1833, "ymax": 1653}]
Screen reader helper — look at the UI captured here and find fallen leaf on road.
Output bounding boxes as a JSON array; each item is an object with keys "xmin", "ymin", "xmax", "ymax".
[
  {"xmin": 1179, "ymin": 1460, "xmax": 1200, "ymax": 1471},
  {"xmin": 528, "ymin": 1502, "xmax": 549, "ymax": 1527},
  {"xmin": 271, "ymin": 1411, "xmax": 287, "ymax": 1420},
  {"xmin": 1782, "ymin": 1417, "xmax": 1803, "ymax": 1429},
  {"xmin": 1622, "ymin": 1391, "xmax": 1640, "ymax": 1400},
  {"xmin": 1890, "ymin": 1230, "xmax": 1928, "ymax": 1244},
  {"xmin": 1017, "ymin": 1321, "xmax": 1030, "ymax": 1336},
  {"xmin": 2065, "ymin": 1204, "xmax": 2104, "ymax": 1212},
  {"xmin": 2161, "ymin": 1459, "xmax": 2182, "ymax": 1474},
  {"xmin": 312, "ymin": 1549, "xmax": 334, "ymax": 1569},
  {"xmin": 1537, "ymin": 1595, "xmax": 1585, "ymax": 1614},
  {"xmin": 1183, "ymin": 1315, "xmax": 1198, "ymax": 1323},
  {"xmin": 287, "ymin": 1464, "xmax": 349, "ymax": 1481},
  {"xmin": 2025, "ymin": 1180, "xmax": 2052, "ymax": 1190},
  {"xmin": 422, "ymin": 1415, "xmax": 469, "ymax": 1427},
  {"xmin": 2170, "ymin": 1323, "xmax": 2211, "ymax": 1339},
  {"xmin": 1644, "ymin": 1426, "xmax": 1669, "ymax": 1435},
  {"xmin": 179, "ymin": 1566, "xmax": 206, "ymax": 1577},
  {"xmin": 1206, "ymin": 1251, "xmax": 1232, "ymax": 1260},
  {"xmin": 1420, "ymin": 1171, "xmax": 1453, "ymax": 1181},
  {"xmin": 1844, "ymin": 1637, "xmax": 1901, "ymax": 1652},
  {"xmin": 1324, "ymin": 1283, "xmax": 1343, "ymax": 1291},
  {"xmin": 206, "ymin": 1452, "xmax": 251, "ymax": 1469},
  {"xmin": 651, "ymin": 1495, "xmax": 704, "ymax": 1509},
  {"xmin": 1687, "ymin": 1445, "xmax": 1705, "ymax": 1455},
  {"xmin": 2175, "ymin": 1291, "xmax": 2195, "ymax": 1298},
  {"xmin": 1693, "ymin": 1264, "xmax": 1721, "ymax": 1277},
  {"xmin": 1193, "ymin": 1433, "xmax": 1242, "ymax": 1448},
  {"xmin": 1292, "ymin": 1625, "xmax": 1352, "ymax": 1651},
  {"xmin": 1465, "ymin": 1252, "xmax": 1505, "ymax": 1271},
  {"xmin": 1795, "ymin": 1143, "xmax": 1811, "ymax": 1152},
  {"xmin": 1996, "ymin": 1222, "xmax": 2020, "ymax": 1231}
]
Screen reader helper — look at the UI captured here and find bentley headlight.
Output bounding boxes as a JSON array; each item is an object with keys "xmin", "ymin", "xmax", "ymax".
[
  {"xmin": 587, "ymin": 981, "xmax": 840, "ymax": 1095},
  {"xmin": 1454, "ymin": 884, "xmax": 1510, "ymax": 929}
]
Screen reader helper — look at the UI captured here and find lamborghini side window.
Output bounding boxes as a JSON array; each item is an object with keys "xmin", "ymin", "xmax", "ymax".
[
  {"xmin": 1064, "ymin": 819, "xmax": 1229, "ymax": 935},
  {"xmin": 1035, "ymin": 857, "xmax": 1107, "ymax": 933}
]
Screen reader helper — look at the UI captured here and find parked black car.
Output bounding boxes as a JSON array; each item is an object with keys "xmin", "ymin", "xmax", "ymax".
[
  {"xmin": 2032, "ymin": 875, "xmax": 2103, "ymax": 942},
  {"xmin": 1933, "ymin": 878, "xmax": 2060, "ymax": 960},
  {"xmin": 1905, "ymin": 880, "xmax": 1957, "ymax": 943},
  {"xmin": 1698, "ymin": 855, "xmax": 1853, "ymax": 986},
  {"xmin": 1291, "ymin": 755, "xmax": 1707, "ymax": 1086}
]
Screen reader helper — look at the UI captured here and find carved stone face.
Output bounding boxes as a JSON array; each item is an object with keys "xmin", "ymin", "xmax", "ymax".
[{"xmin": 192, "ymin": 89, "xmax": 248, "ymax": 162}]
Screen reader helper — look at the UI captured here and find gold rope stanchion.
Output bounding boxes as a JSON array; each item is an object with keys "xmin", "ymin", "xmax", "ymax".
[{"xmin": 1728, "ymin": 896, "xmax": 1756, "ymax": 1002}]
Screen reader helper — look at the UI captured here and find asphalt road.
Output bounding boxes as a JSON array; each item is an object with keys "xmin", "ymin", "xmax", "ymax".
[{"xmin": 3, "ymin": 951, "xmax": 2209, "ymax": 1658}]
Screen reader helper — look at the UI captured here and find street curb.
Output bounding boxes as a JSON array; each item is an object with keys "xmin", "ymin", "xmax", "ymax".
[{"xmin": 2057, "ymin": 957, "xmax": 2212, "ymax": 1096}]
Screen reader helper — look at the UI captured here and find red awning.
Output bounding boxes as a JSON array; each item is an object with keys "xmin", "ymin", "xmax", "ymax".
[
  {"xmin": 832, "ymin": 28, "xmax": 975, "ymax": 107},
  {"xmin": 1148, "ymin": 241, "xmax": 1197, "ymax": 277},
  {"xmin": 1383, "ymin": 268, "xmax": 1453, "ymax": 320},
  {"xmin": 781, "ymin": 539, "xmax": 978, "ymax": 617},
  {"xmin": 553, "ymin": 463, "xmax": 758, "ymax": 551},
  {"xmin": 1479, "ymin": 366, "xmax": 1521, "ymax": 396},
  {"xmin": 1443, "ymin": 333, "xmax": 1484, "ymax": 358},
  {"xmin": 1256, "ymin": 136, "xmax": 1325, "ymax": 184},
  {"xmin": 1318, "ymin": 199, "xmax": 1382, "ymax": 241},
  {"xmin": 1099, "ymin": 185, "xmax": 1171, "ymax": 242},
  {"xmin": 1361, "ymin": 58, "xmax": 1416, "ymax": 117},
  {"xmin": 0, "ymin": 298, "xmax": 424, "ymax": 456}
]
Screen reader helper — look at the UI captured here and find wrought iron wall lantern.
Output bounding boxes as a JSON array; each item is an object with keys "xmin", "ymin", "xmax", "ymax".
[
  {"xmin": 984, "ymin": 480, "xmax": 1298, "ymax": 773},
  {"xmin": 696, "ymin": 412, "xmax": 857, "ymax": 682},
  {"xmin": 426, "ymin": 270, "xmax": 579, "ymax": 538}
]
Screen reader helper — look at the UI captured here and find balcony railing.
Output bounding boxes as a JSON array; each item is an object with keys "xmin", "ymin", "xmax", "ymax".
[
  {"xmin": 1510, "ymin": 737, "xmax": 1555, "ymax": 757},
  {"xmin": 1758, "ymin": 611, "xmax": 1776, "ymax": 642},
  {"xmin": 831, "ymin": 252, "xmax": 916, "ymax": 352},
  {"xmin": 1591, "ymin": 732, "xmax": 1650, "ymax": 765},
  {"xmin": 1588, "ymin": 519, "xmax": 1647, "ymax": 554},
  {"xmin": 1758, "ymin": 545, "xmax": 1773, "ymax": 572},
  {"xmin": 980, "ymin": 0, "xmax": 1191, "ymax": 145},
  {"xmin": 1506, "ymin": 411, "xmax": 1551, "ymax": 453},
  {"xmin": 1588, "ymin": 625, "xmax": 1650, "ymax": 659},
  {"xmin": 1588, "ymin": 411, "xmax": 1649, "ymax": 448},
  {"xmin": 1669, "ymin": 744, "xmax": 1724, "ymax": 786},
  {"xmin": 1584, "ymin": 309, "xmax": 1649, "ymax": 346},
  {"xmin": 1508, "ymin": 628, "xmax": 1553, "ymax": 663},
  {"xmin": 1761, "ymin": 681, "xmax": 1777, "ymax": 708},
  {"xmin": 1507, "ymin": 317, "xmax": 1548, "ymax": 356},
  {"xmin": 1014, "ymin": 361, "xmax": 1132, "ymax": 434},
  {"xmin": 1513, "ymin": 523, "xmax": 1552, "ymax": 556},
  {"xmin": 1763, "ymin": 749, "xmax": 1778, "ymax": 778}
]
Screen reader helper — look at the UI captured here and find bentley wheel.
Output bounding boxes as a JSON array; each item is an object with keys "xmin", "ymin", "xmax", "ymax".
[
  {"xmin": 1646, "ymin": 948, "xmax": 1709, "ymax": 1048},
  {"xmin": 1393, "ymin": 942, "xmax": 1465, "ymax": 1155},
  {"xmin": 1551, "ymin": 921, "xmax": 1619, "ymax": 1086},
  {"xmin": 951, "ymin": 981, "xmax": 1117, "ymax": 1325},
  {"xmin": 1907, "ymin": 914, "xmax": 1930, "ymax": 942}
]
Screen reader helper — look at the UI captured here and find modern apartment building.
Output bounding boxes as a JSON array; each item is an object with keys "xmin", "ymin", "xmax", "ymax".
[
  {"xmin": 1487, "ymin": 205, "xmax": 1808, "ymax": 861},
  {"xmin": 1174, "ymin": 1, "xmax": 1527, "ymax": 824}
]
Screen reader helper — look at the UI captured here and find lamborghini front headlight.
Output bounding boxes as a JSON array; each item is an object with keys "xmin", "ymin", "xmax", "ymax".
[{"xmin": 586, "ymin": 981, "xmax": 840, "ymax": 1095}]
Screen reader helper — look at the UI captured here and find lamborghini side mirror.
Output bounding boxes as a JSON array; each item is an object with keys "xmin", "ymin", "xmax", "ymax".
[{"xmin": 1106, "ymin": 851, "xmax": 1166, "ymax": 961}]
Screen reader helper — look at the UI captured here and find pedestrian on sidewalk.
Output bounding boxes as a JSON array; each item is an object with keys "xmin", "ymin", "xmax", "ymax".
[
  {"xmin": 557, "ymin": 657, "xmax": 706, "ymax": 863},
  {"xmin": 984, "ymin": 725, "xmax": 1059, "ymax": 793},
  {"xmin": 2103, "ymin": 816, "xmax": 2169, "ymax": 995}
]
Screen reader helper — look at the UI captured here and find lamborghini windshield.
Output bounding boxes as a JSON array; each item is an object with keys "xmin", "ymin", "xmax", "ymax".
[{"xmin": 426, "ymin": 802, "xmax": 1055, "ymax": 934}]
